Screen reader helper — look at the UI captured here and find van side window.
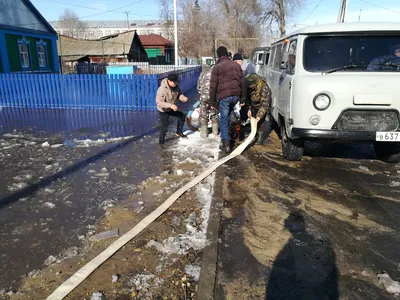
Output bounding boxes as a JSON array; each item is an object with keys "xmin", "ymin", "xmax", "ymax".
[
  {"xmin": 274, "ymin": 44, "xmax": 283, "ymax": 68},
  {"xmin": 288, "ymin": 40, "xmax": 297, "ymax": 74},
  {"xmin": 269, "ymin": 47, "xmax": 276, "ymax": 67},
  {"xmin": 265, "ymin": 53, "xmax": 270, "ymax": 65}
]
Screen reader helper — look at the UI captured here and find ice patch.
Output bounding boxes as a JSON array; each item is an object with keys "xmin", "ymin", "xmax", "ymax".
[{"xmin": 359, "ymin": 166, "xmax": 370, "ymax": 172}]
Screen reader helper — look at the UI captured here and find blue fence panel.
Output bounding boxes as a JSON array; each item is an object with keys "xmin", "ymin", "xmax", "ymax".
[{"xmin": 0, "ymin": 67, "xmax": 201, "ymax": 110}]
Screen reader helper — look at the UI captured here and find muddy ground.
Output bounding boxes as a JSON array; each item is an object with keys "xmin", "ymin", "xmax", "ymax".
[
  {"xmin": 0, "ymin": 126, "xmax": 221, "ymax": 300},
  {"xmin": 216, "ymin": 132, "xmax": 400, "ymax": 299}
]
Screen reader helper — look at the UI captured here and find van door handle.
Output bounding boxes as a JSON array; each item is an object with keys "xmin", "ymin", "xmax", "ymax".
[{"xmin": 289, "ymin": 81, "xmax": 292, "ymax": 89}]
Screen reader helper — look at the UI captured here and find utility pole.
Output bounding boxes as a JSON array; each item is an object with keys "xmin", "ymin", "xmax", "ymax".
[
  {"xmin": 125, "ymin": 11, "xmax": 130, "ymax": 31},
  {"xmin": 173, "ymin": 0, "xmax": 178, "ymax": 68},
  {"xmin": 337, "ymin": 0, "xmax": 349, "ymax": 23},
  {"xmin": 358, "ymin": 9, "xmax": 362, "ymax": 22}
]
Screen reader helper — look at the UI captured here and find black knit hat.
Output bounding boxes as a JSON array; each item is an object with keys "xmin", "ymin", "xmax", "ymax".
[
  {"xmin": 167, "ymin": 73, "xmax": 179, "ymax": 83},
  {"xmin": 217, "ymin": 46, "xmax": 228, "ymax": 58},
  {"xmin": 233, "ymin": 53, "xmax": 243, "ymax": 61}
]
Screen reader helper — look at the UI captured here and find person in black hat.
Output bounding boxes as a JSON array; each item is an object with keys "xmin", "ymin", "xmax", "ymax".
[
  {"xmin": 156, "ymin": 73, "xmax": 189, "ymax": 144},
  {"xmin": 233, "ymin": 53, "xmax": 256, "ymax": 77}
]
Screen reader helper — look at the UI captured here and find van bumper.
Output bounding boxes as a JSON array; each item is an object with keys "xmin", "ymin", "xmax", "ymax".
[{"xmin": 291, "ymin": 128, "xmax": 387, "ymax": 142}]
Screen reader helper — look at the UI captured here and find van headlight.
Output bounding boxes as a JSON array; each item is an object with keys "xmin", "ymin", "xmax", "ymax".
[{"xmin": 313, "ymin": 94, "xmax": 331, "ymax": 111}]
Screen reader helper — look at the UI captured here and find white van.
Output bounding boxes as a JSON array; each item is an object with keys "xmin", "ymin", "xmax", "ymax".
[
  {"xmin": 251, "ymin": 47, "xmax": 271, "ymax": 76},
  {"xmin": 266, "ymin": 22, "xmax": 400, "ymax": 162}
]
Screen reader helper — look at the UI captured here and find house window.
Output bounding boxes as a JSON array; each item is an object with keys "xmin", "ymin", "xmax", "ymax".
[
  {"xmin": 36, "ymin": 39, "xmax": 48, "ymax": 69},
  {"xmin": 18, "ymin": 37, "xmax": 31, "ymax": 70}
]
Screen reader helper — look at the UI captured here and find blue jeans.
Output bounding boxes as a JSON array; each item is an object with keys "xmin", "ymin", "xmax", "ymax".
[{"xmin": 219, "ymin": 96, "xmax": 239, "ymax": 141}]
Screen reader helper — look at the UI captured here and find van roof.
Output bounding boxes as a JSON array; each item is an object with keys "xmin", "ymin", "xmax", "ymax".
[{"xmin": 273, "ymin": 22, "xmax": 400, "ymax": 44}]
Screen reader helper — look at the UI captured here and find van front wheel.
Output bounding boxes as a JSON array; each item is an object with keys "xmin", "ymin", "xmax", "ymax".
[
  {"xmin": 374, "ymin": 142, "xmax": 400, "ymax": 163},
  {"xmin": 281, "ymin": 125, "xmax": 304, "ymax": 161}
]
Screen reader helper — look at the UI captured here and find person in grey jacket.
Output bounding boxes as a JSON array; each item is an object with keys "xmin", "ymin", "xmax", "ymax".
[{"xmin": 156, "ymin": 73, "xmax": 188, "ymax": 144}]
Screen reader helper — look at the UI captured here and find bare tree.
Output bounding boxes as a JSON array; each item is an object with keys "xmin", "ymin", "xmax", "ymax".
[
  {"xmin": 261, "ymin": 0, "xmax": 304, "ymax": 37},
  {"xmin": 216, "ymin": 0, "xmax": 262, "ymax": 56},
  {"xmin": 59, "ymin": 8, "xmax": 86, "ymax": 38},
  {"xmin": 158, "ymin": 0, "xmax": 174, "ymax": 40}
]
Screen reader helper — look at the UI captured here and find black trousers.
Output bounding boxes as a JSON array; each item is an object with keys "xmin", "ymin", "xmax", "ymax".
[
  {"xmin": 251, "ymin": 107, "xmax": 271, "ymax": 132},
  {"xmin": 159, "ymin": 110, "xmax": 186, "ymax": 137}
]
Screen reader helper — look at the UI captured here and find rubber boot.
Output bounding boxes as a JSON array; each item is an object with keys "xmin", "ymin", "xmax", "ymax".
[
  {"xmin": 255, "ymin": 130, "xmax": 264, "ymax": 145},
  {"xmin": 159, "ymin": 133, "xmax": 166, "ymax": 145},
  {"xmin": 212, "ymin": 120, "xmax": 219, "ymax": 136},
  {"xmin": 200, "ymin": 124, "xmax": 208, "ymax": 138},
  {"xmin": 222, "ymin": 140, "xmax": 231, "ymax": 154}
]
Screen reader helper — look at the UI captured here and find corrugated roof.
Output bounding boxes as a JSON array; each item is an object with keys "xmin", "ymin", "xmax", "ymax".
[
  {"xmin": 58, "ymin": 30, "xmax": 146, "ymax": 57},
  {"xmin": 140, "ymin": 34, "xmax": 173, "ymax": 46}
]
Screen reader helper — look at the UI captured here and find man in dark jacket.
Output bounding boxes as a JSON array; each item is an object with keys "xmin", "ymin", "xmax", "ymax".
[{"xmin": 209, "ymin": 46, "xmax": 244, "ymax": 153}]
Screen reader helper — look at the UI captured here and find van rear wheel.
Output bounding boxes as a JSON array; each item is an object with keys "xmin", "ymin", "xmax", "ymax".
[
  {"xmin": 374, "ymin": 142, "xmax": 400, "ymax": 163},
  {"xmin": 281, "ymin": 125, "xmax": 304, "ymax": 161}
]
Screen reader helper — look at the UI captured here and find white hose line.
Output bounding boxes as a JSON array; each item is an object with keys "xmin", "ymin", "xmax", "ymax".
[{"xmin": 46, "ymin": 118, "xmax": 258, "ymax": 300}]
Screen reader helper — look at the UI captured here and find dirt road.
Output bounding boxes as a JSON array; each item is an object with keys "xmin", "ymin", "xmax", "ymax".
[{"xmin": 215, "ymin": 133, "xmax": 400, "ymax": 299}]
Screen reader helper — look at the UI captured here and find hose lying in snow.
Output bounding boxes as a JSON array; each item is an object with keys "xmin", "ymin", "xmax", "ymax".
[{"xmin": 46, "ymin": 118, "xmax": 258, "ymax": 300}]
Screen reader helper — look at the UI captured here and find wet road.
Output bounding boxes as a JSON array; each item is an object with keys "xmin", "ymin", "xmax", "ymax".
[
  {"xmin": 216, "ymin": 133, "xmax": 400, "ymax": 299},
  {"xmin": 0, "ymin": 88, "xmax": 199, "ymax": 291}
]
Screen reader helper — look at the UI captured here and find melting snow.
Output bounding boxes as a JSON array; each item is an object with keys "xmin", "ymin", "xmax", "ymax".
[
  {"xmin": 185, "ymin": 264, "xmax": 201, "ymax": 281},
  {"xmin": 74, "ymin": 135, "xmax": 135, "ymax": 147},
  {"xmin": 146, "ymin": 174, "xmax": 215, "ymax": 255},
  {"xmin": 390, "ymin": 181, "xmax": 400, "ymax": 188},
  {"xmin": 43, "ymin": 202, "xmax": 56, "ymax": 209}
]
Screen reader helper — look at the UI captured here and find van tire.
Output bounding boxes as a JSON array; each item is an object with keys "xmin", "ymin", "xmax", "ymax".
[
  {"xmin": 281, "ymin": 124, "xmax": 304, "ymax": 161},
  {"xmin": 374, "ymin": 142, "xmax": 400, "ymax": 163}
]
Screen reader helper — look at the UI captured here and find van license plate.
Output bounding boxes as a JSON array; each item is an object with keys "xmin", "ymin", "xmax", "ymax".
[{"xmin": 376, "ymin": 132, "xmax": 400, "ymax": 142}]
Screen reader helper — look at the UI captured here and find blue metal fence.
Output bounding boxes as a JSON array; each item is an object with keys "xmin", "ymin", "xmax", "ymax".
[
  {"xmin": 0, "ymin": 67, "xmax": 201, "ymax": 111},
  {"xmin": 0, "ymin": 108, "xmax": 160, "ymax": 139}
]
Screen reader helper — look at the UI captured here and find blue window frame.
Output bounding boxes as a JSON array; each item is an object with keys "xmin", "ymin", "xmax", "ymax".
[
  {"xmin": 36, "ymin": 39, "xmax": 48, "ymax": 69},
  {"xmin": 17, "ymin": 37, "xmax": 32, "ymax": 71}
]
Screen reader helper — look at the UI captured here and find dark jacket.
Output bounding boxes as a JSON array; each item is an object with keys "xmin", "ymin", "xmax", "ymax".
[{"xmin": 209, "ymin": 56, "xmax": 244, "ymax": 106}]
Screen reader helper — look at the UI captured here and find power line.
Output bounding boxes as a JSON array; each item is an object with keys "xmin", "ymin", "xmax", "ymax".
[
  {"xmin": 16, "ymin": 0, "xmax": 149, "ymax": 27},
  {"xmin": 360, "ymin": 0, "xmax": 400, "ymax": 15},
  {"xmin": 37, "ymin": 0, "xmax": 159, "ymax": 17},
  {"xmin": 302, "ymin": 0, "xmax": 324, "ymax": 22}
]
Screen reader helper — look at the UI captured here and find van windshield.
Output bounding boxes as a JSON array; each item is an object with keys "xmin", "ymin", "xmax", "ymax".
[{"xmin": 304, "ymin": 35, "xmax": 400, "ymax": 73}]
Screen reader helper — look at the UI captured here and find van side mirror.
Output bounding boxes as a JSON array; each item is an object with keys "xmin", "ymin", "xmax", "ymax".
[
  {"xmin": 279, "ymin": 62, "xmax": 288, "ymax": 69},
  {"xmin": 257, "ymin": 60, "xmax": 264, "ymax": 65}
]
